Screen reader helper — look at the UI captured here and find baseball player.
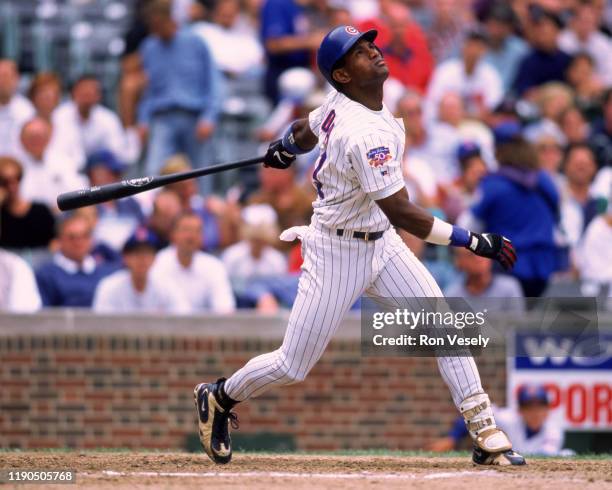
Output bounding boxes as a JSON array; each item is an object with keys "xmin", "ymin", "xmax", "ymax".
[{"xmin": 194, "ymin": 26, "xmax": 525, "ymax": 466}]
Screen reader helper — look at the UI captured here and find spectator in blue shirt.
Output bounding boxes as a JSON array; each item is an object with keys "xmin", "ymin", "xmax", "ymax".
[
  {"xmin": 482, "ymin": 2, "xmax": 529, "ymax": 91},
  {"xmin": 260, "ymin": 0, "xmax": 324, "ymax": 103},
  {"xmin": 461, "ymin": 134, "xmax": 563, "ymax": 297},
  {"xmin": 512, "ymin": 7, "xmax": 572, "ymax": 98},
  {"xmin": 35, "ymin": 214, "xmax": 118, "ymax": 307},
  {"xmin": 138, "ymin": 0, "xmax": 222, "ymax": 194}
]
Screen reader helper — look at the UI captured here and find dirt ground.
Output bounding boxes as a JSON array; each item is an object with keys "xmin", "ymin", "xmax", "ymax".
[{"xmin": 1, "ymin": 452, "xmax": 611, "ymax": 490}]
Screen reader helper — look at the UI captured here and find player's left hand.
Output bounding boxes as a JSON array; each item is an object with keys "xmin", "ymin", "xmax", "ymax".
[
  {"xmin": 467, "ymin": 232, "xmax": 517, "ymax": 271},
  {"xmin": 263, "ymin": 139, "xmax": 296, "ymax": 169}
]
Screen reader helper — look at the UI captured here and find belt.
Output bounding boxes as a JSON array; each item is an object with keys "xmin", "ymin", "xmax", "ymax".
[{"xmin": 336, "ymin": 229, "xmax": 384, "ymax": 241}]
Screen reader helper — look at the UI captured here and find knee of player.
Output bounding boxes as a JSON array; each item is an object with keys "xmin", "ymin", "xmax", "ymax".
[
  {"xmin": 285, "ymin": 368, "xmax": 308, "ymax": 384},
  {"xmin": 273, "ymin": 355, "xmax": 307, "ymax": 384}
]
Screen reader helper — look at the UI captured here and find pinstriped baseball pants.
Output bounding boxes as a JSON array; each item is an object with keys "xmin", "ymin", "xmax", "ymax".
[{"xmin": 224, "ymin": 225, "xmax": 484, "ymax": 409}]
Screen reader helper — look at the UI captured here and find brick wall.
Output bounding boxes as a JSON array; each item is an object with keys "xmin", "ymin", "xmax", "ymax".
[{"xmin": 0, "ymin": 311, "xmax": 506, "ymax": 451}]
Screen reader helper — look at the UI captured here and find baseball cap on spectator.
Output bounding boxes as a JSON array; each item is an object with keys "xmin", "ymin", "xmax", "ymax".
[
  {"xmin": 85, "ymin": 149, "xmax": 126, "ymax": 175},
  {"xmin": 122, "ymin": 227, "xmax": 161, "ymax": 254},
  {"xmin": 517, "ymin": 384, "xmax": 549, "ymax": 407},
  {"xmin": 524, "ymin": 120, "xmax": 567, "ymax": 147},
  {"xmin": 492, "ymin": 121, "xmax": 523, "ymax": 145},
  {"xmin": 485, "ymin": 2, "xmax": 516, "ymax": 25},
  {"xmin": 528, "ymin": 4, "xmax": 564, "ymax": 29},
  {"xmin": 456, "ymin": 141, "xmax": 481, "ymax": 164},
  {"xmin": 278, "ymin": 68, "xmax": 317, "ymax": 104},
  {"xmin": 464, "ymin": 25, "xmax": 490, "ymax": 44},
  {"xmin": 241, "ymin": 204, "xmax": 279, "ymax": 244}
]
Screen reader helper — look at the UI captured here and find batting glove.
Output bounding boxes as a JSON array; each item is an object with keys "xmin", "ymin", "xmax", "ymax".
[
  {"xmin": 467, "ymin": 232, "xmax": 517, "ymax": 271},
  {"xmin": 263, "ymin": 140, "xmax": 296, "ymax": 169}
]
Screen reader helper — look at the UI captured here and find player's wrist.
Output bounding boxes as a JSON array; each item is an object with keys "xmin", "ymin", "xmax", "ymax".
[
  {"xmin": 450, "ymin": 226, "xmax": 471, "ymax": 248},
  {"xmin": 424, "ymin": 217, "xmax": 471, "ymax": 247},
  {"xmin": 282, "ymin": 124, "xmax": 309, "ymax": 155}
]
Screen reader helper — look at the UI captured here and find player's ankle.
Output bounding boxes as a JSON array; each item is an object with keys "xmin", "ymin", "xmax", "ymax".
[
  {"xmin": 215, "ymin": 378, "xmax": 239, "ymax": 411},
  {"xmin": 460, "ymin": 393, "xmax": 497, "ymax": 438}
]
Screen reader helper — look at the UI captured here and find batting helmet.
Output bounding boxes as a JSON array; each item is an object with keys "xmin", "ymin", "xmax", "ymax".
[{"xmin": 317, "ymin": 25, "xmax": 377, "ymax": 87}]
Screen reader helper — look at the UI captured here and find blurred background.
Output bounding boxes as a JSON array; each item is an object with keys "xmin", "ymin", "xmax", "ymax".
[{"xmin": 0, "ymin": 0, "xmax": 611, "ymax": 455}]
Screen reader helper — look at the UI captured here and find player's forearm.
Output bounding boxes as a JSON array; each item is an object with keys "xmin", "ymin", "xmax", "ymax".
[
  {"xmin": 377, "ymin": 188, "xmax": 470, "ymax": 245},
  {"xmin": 388, "ymin": 200, "xmax": 435, "ymax": 240},
  {"xmin": 377, "ymin": 188, "xmax": 517, "ymax": 270},
  {"xmin": 395, "ymin": 205, "xmax": 471, "ymax": 247}
]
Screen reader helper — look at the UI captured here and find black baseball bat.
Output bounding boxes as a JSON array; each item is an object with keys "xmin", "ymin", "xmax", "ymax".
[{"xmin": 57, "ymin": 155, "xmax": 265, "ymax": 211}]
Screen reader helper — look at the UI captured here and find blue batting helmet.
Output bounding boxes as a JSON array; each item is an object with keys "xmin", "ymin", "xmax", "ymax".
[{"xmin": 317, "ymin": 25, "xmax": 378, "ymax": 87}]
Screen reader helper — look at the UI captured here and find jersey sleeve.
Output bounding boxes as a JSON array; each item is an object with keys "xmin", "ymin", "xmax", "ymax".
[
  {"xmin": 348, "ymin": 132, "xmax": 405, "ymax": 200},
  {"xmin": 308, "ymin": 106, "xmax": 324, "ymax": 135}
]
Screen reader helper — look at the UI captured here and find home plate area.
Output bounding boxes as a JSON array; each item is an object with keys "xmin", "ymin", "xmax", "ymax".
[{"xmin": 2, "ymin": 453, "xmax": 611, "ymax": 489}]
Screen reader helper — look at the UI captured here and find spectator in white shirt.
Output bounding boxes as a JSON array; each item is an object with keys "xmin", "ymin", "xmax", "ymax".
[
  {"xmin": 54, "ymin": 75, "xmax": 139, "ymax": 166},
  {"xmin": 424, "ymin": 92, "xmax": 465, "ymax": 186},
  {"xmin": 28, "ymin": 72, "xmax": 85, "ymax": 171},
  {"xmin": 0, "ymin": 59, "xmax": 35, "ymax": 157},
  {"xmin": 93, "ymin": 228, "xmax": 189, "ymax": 314},
  {"xmin": 151, "ymin": 212, "xmax": 235, "ymax": 313},
  {"xmin": 193, "ymin": 0, "xmax": 263, "ymax": 78},
  {"xmin": 558, "ymin": 1, "xmax": 612, "ymax": 86},
  {"xmin": 0, "ymin": 247, "xmax": 42, "ymax": 313},
  {"xmin": 577, "ymin": 206, "xmax": 612, "ymax": 295},
  {"xmin": 396, "ymin": 91, "xmax": 439, "ymax": 207},
  {"xmin": 17, "ymin": 117, "xmax": 87, "ymax": 211},
  {"xmin": 424, "ymin": 27, "xmax": 503, "ymax": 124},
  {"xmin": 222, "ymin": 204, "xmax": 287, "ymax": 313}
]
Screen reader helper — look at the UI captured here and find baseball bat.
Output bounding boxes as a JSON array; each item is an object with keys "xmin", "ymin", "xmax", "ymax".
[{"xmin": 57, "ymin": 155, "xmax": 265, "ymax": 211}]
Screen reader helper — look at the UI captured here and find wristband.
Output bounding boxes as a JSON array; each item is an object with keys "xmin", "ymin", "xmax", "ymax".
[
  {"xmin": 425, "ymin": 217, "xmax": 471, "ymax": 247},
  {"xmin": 449, "ymin": 225, "xmax": 471, "ymax": 247},
  {"xmin": 282, "ymin": 124, "xmax": 309, "ymax": 155}
]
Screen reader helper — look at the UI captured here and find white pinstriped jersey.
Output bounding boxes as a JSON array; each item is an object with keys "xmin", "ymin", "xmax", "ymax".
[
  {"xmin": 308, "ymin": 90, "xmax": 406, "ymax": 232},
  {"xmin": 224, "ymin": 91, "xmax": 486, "ymax": 414}
]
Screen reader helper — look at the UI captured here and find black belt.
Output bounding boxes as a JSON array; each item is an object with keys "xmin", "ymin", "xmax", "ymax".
[{"xmin": 336, "ymin": 229, "xmax": 385, "ymax": 241}]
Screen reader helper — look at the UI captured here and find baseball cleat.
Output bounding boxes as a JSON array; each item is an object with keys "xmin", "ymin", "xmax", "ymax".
[
  {"xmin": 459, "ymin": 394, "xmax": 526, "ymax": 466},
  {"xmin": 472, "ymin": 446, "xmax": 526, "ymax": 466},
  {"xmin": 193, "ymin": 378, "xmax": 239, "ymax": 464}
]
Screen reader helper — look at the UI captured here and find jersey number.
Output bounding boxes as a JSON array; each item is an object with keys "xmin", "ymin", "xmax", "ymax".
[{"xmin": 312, "ymin": 110, "xmax": 336, "ymax": 199}]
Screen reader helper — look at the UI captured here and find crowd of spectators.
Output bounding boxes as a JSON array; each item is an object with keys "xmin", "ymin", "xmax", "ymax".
[{"xmin": 1, "ymin": 0, "xmax": 611, "ymax": 314}]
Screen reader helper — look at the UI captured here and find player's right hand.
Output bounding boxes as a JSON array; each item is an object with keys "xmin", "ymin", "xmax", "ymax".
[
  {"xmin": 467, "ymin": 232, "xmax": 517, "ymax": 271},
  {"xmin": 263, "ymin": 140, "xmax": 296, "ymax": 169}
]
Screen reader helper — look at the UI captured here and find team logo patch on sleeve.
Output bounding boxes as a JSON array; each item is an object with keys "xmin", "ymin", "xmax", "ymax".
[{"xmin": 367, "ymin": 146, "xmax": 392, "ymax": 167}]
